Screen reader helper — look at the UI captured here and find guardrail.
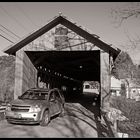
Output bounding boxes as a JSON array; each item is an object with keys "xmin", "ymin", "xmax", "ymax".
[
  {"xmin": 0, "ymin": 106, "xmax": 6, "ymax": 112},
  {"xmin": 0, "ymin": 106, "xmax": 6, "ymax": 121}
]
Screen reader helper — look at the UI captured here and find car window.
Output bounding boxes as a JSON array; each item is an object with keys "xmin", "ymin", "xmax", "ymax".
[
  {"xmin": 85, "ymin": 85, "xmax": 90, "ymax": 89},
  {"xmin": 49, "ymin": 92, "xmax": 56, "ymax": 101},
  {"xmin": 20, "ymin": 91, "xmax": 48, "ymax": 100},
  {"xmin": 54, "ymin": 91, "xmax": 61, "ymax": 101}
]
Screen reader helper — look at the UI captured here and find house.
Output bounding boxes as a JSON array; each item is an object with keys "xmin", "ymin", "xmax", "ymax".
[
  {"xmin": 83, "ymin": 81, "xmax": 99, "ymax": 95},
  {"xmin": 111, "ymin": 76, "xmax": 140, "ymax": 100},
  {"xmin": 111, "ymin": 76, "xmax": 121, "ymax": 96}
]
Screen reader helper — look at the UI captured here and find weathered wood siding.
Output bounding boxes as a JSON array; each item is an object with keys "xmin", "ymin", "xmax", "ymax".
[
  {"xmin": 14, "ymin": 49, "xmax": 37, "ymax": 99},
  {"xmin": 100, "ymin": 51, "xmax": 111, "ymax": 110}
]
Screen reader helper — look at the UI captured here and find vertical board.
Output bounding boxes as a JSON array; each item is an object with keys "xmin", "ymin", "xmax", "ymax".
[
  {"xmin": 100, "ymin": 52, "xmax": 111, "ymax": 110},
  {"xmin": 14, "ymin": 50, "xmax": 24, "ymax": 99}
]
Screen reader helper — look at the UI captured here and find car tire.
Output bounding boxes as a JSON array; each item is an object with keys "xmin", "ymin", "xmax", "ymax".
[
  {"xmin": 40, "ymin": 110, "xmax": 50, "ymax": 126},
  {"xmin": 7, "ymin": 120, "xmax": 12, "ymax": 124}
]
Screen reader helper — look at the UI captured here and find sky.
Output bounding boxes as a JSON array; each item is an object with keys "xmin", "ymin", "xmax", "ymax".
[{"xmin": 0, "ymin": 2, "xmax": 140, "ymax": 64}]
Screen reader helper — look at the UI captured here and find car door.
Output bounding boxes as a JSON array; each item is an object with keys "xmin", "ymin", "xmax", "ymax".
[
  {"xmin": 49, "ymin": 91, "xmax": 56, "ymax": 116},
  {"xmin": 54, "ymin": 90, "xmax": 63, "ymax": 114}
]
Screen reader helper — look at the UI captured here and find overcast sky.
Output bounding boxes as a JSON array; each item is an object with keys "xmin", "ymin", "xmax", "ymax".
[{"xmin": 0, "ymin": 2, "xmax": 140, "ymax": 63}]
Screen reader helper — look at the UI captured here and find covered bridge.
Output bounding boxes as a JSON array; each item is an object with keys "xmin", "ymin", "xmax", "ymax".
[{"xmin": 4, "ymin": 15, "xmax": 120, "ymax": 109}]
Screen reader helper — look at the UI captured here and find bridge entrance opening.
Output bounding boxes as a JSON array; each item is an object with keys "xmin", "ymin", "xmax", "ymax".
[{"xmin": 25, "ymin": 50, "xmax": 100, "ymax": 102}]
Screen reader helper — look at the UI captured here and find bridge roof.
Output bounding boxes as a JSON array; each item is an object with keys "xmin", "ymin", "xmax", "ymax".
[{"xmin": 4, "ymin": 15, "xmax": 120, "ymax": 58}]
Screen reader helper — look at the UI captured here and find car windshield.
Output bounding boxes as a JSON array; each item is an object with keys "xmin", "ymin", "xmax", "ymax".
[{"xmin": 20, "ymin": 91, "xmax": 48, "ymax": 100}]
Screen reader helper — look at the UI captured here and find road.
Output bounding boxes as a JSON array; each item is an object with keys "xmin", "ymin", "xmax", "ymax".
[{"xmin": 0, "ymin": 93, "xmax": 113, "ymax": 138}]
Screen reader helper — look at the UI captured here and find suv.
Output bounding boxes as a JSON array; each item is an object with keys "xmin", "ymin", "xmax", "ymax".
[{"xmin": 5, "ymin": 88, "xmax": 65, "ymax": 126}]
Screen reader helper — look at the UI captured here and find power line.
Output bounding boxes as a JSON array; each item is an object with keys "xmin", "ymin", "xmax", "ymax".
[
  {"xmin": 0, "ymin": 27, "xmax": 18, "ymax": 41},
  {"xmin": 0, "ymin": 5, "xmax": 29, "ymax": 32},
  {"xmin": 0, "ymin": 33, "xmax": 14, "ymax": 43},
  {"xmin": 0, "ymin": 24, "xmax": 21, "ymax": 39},
  {"xmin": 16, "ymin": 4, "xmax": 39, "ymax": 28}
]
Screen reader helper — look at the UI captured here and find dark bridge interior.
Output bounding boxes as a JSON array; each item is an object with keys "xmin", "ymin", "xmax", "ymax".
[
  {"xmin": 25, "ymin": 50, "xmax": 100, "ymax": 102},
  {"xmin": 26, "ymin": 50, "xmax": 100, "ymax": 81}
]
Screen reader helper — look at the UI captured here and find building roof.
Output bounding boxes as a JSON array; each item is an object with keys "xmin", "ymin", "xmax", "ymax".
[
  {"xmin": 111, "ymin": 76, "xmax": 121, "ymax": 88},
  {"xmin": 4, "ymin": 15, "xmax": 120, "ymax": 58}
]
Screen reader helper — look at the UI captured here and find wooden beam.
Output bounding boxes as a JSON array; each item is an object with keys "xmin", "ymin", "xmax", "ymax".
[{"xmin": 61, "ymin": 41, "xmax": 89, "ymax": 50}]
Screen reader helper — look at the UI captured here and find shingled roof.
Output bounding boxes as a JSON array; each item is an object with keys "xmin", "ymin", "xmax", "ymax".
[{"xmin": 4, "ymin": 15, "xmax": 120, "ymax": 58}]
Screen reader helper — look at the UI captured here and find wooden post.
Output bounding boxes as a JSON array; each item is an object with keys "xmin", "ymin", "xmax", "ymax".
[
  {"xmin": 14, "ymin": 49, "xmax": 24, "ymax": 99},
  {"xmin": 100, "ymin": 51, "xmax": 110, "ymax": 111}
]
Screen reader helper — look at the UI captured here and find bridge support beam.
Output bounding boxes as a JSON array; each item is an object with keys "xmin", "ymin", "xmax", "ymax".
[{"xmin": 100, "ymin": 51, "xmax": 111, "ymax": 111}]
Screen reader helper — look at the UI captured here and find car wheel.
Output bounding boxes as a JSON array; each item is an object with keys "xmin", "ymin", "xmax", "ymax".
[
  {"xmin": 59, "ymin": 104, "xmax": 65, "ymax": 117},
  {"xmin": 40, "ymin": 110, "xmax": 50, "ymax": 126},
  {"xmin": 7, "ymin": 120, "xmax": 12, "ymax": 124}
]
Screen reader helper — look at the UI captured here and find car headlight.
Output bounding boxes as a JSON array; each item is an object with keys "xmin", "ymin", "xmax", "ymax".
[
  {"xmin": 6, "ymin": 103, "xmax": 11, "ymax": 111},
  {"xmin": 29, "ymin": 105, "xmax": 41, "ymax": 113}
]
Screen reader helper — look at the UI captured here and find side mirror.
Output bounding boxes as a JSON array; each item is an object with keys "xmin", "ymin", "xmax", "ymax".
[
  {"xmin": 50, "ymin": 98, "xmax": 55, "ymax": 102},
  {"xmin": 18, "ymin": 96, "xmax": 21, "ymax": 99}
]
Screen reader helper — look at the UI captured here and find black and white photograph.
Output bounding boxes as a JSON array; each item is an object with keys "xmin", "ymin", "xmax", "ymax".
[{"xmin": 0, "ymin": 2, "xmax": 140, "ymax": 138}]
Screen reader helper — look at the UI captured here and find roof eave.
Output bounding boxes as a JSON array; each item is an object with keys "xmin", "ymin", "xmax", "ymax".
[
  {"xmin": 4, "ymin": 15, "xmax": 120, "ymax": 58},
  {"xmin": 4, "ymin": 16, "xmax": 63, "ymax": 55}
]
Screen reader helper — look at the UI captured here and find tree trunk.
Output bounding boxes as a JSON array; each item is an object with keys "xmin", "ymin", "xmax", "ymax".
[{"xmin": 125, "ymin": 79, "xmax": 130, "ymax": 99}]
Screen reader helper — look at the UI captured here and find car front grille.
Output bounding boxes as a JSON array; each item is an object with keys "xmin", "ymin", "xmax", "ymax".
[
  {"xmin": 6, "ymin": 116, "xmax": 35, "ymax": 122},
  {"xmin": 11, "ymin": 105, "xmax": 30, "ymax": 112}
]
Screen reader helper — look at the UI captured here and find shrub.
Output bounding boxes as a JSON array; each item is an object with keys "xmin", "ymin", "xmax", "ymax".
[
  {"xmin": 110, "ymin": 96, "xmax": 140, "ymax": 137},
  {"xmin": 110, "ymin": 96, "xmax": 140, "ymax": 122},
  {"xmin": 0, "ymin": 55, "xmax": 15, "ymax": 103}
]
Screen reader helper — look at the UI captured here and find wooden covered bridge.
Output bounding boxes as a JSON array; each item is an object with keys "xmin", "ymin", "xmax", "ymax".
[{"xmin": 4, "ymin": 15, "xmax": 120, "ymax": 110}]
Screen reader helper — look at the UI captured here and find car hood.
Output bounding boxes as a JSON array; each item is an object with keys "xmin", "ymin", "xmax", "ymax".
[{"xmin": 10, "ymin": 99, "xmax": 48, "ymax": 107}]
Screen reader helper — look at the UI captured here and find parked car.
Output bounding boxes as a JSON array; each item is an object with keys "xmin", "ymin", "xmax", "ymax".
[{"xmin": 5, "ymin": 88, "xmax": 65, "ymax": 126}]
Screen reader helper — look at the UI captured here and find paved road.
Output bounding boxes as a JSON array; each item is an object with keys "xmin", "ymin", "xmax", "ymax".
[
  {"xmin": 0, "ymin": 103, "xmax": 99, "ymax": 138},
  {"xmin": 0, "ymin": 94, "xmax": 113, "ymax": 138}
]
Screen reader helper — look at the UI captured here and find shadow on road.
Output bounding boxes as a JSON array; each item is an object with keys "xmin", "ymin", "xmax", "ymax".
[
  {"xmin": 0, "ymin": 92, "xmax": 115, "ymax": 138},
  {"xmin": 64, "ymin": 92, "xmax": 115, "ymax": 138}
]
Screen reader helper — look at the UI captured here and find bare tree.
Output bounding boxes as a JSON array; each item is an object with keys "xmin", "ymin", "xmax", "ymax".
[
  {"xmin": 112, "ymin": 51, "xmax": 136, "ymax": 98},
  {"xmin": 111, "ymin": 2, "xmax": 140, "ymax": 52},
  {"xmin": 111, "ymin": 3, "xmax": 140, "ymax": 96},
  {"xmin": 111, "ymin": 2, "xmax": 140, "ymax": 27}
]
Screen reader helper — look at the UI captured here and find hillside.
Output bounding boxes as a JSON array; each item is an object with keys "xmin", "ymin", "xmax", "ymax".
[{"xmin": 0, "ymin": 55, "xmax": 15, "ymax": 103}]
